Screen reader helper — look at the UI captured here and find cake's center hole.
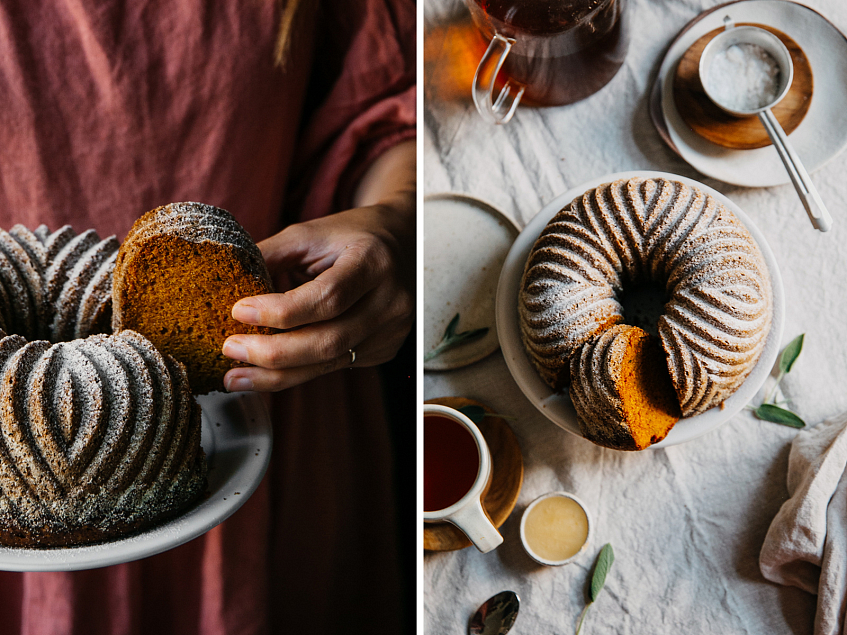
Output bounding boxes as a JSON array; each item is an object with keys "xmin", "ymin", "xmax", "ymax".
[{"xmin": 619, "ymin": 284, "xmax": 669, "ymax": 337}]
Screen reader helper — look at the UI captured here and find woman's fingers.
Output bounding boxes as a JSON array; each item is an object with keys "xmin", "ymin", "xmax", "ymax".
[
  {"xmin": 224, "ymin": 357, "xmax": 351, "ymax": 393},
  {"xmin": 223, "ymin": 324, "xmax": 356, "ymax": 370},
  {"xmin": 223, "ymin": 286, "xmax": 413, "ymax": 370},
  {"xmin": 224, "ymin": 203, "xmax": 415, "ymax": 392},
  {"xmin": 232, "ymin": 236, "xmax": 392, "ymax": 330},
  {"xmin": 223, "ymin": 327, "xmax": 408, "ymax": 392}
]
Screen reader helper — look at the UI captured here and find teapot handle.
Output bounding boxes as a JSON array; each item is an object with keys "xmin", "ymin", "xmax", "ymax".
[{"xmin": 472, "ymin": 33, "xmax": 525, "ymax": 124}]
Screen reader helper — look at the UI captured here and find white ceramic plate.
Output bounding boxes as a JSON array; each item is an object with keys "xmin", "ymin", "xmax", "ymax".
[
  {"xmin": 496, "ymin": 171, "xmax": 785, "ymax": 449},
  {"xmin": 0, "ymin": 391, "xmax": 272, "ymax": 571},
  {"xmin": 655, "ymin": 0, "xmax": 847, "ymax": 187},
  {"xmin": 424, "ymin": 193, "xmax": 520, "ymax": 371}
]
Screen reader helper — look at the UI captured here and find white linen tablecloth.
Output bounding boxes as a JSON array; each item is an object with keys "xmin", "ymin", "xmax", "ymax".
[{"xmin": 424, "ymin": 0, "xmax": 847, "ymax": 632}]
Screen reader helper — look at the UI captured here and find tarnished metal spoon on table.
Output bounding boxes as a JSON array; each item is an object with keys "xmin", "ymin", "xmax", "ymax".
[{"xmin": 469, "ymin": 591, "xmax": 520, "ymax": 635}]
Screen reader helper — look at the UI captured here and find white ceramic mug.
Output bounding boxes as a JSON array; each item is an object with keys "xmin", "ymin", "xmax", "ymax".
[{"xmin": 423, "ymin": 404, "xmax": 503, "ymax": 553}]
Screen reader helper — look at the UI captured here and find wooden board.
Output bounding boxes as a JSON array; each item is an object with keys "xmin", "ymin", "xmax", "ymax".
[
  {"xmin": 673, "ymin": 23, "xmax": 813, "ymax": 150},
  {"xmin": 424, "ymin": 397, "xmax": 524, "ymax": 552}
]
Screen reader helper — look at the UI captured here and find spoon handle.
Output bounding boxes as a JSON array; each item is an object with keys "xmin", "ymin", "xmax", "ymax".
[{"xmin": 759, "ymin": 109, "xmax": 832, "ymax": 232}]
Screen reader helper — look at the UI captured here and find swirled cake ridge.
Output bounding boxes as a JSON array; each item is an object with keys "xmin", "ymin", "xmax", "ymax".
[{"xmin": 0, "ymin": 329, "xmax": 205, "ymax": 546}]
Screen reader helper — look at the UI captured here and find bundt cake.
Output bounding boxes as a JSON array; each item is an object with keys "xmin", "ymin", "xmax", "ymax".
[
  {"xmin": 519, "ymin": 177, "xmax": 773, "ymax": 450},
  {"xmin": 112, "ymin": 203, "xmax": 275, "ymax": 395},
  {"xmin": 0, "ymin": 224, "xmax": 206, "ymax": 546}
]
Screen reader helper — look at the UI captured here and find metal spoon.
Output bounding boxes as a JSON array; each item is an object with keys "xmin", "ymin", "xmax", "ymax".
[{"xmin": 468, "ymin": 591, "xmax": 520, "ymax": 635}]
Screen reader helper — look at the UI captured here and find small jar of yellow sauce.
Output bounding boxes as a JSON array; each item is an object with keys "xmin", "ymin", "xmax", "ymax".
[{"xmin": 520, "ymin": 492, "xmax": 592, "ymax": 566}]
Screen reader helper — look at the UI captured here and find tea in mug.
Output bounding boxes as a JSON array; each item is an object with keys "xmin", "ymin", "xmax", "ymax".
[{"xmin": 424, "ymin": 415, "xmax": 480, "ymax": 512}]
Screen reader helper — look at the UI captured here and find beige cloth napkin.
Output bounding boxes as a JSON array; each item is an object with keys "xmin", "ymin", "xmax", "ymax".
[{"xmin": 761, "ymin": 413, "xmax": 847, "ymax": 635}]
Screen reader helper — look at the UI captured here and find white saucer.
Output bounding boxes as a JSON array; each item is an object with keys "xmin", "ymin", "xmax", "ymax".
[
  {"xmin": 495, "ymin": 171, "xmax": 785, "ymax": 449},
  {"xmin": 0, "ymin": 391, "xmax": 272, "ymax": 571},
  {"xmin": 654, "ymin": 0, "xmax": 847, "ymax": 187},
  {"xmin": 424, "ymin": 193, "xmax": 520, "ymax": 371}
]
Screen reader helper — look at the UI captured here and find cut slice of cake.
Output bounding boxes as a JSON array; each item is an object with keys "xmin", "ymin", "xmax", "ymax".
[
  {"xmin": 112, "ymin": 202, "xmax": 275, "ymax": 394},
  {"xmin": 569, "ymin": 324, "xmax": 681, "ymax": 451}
]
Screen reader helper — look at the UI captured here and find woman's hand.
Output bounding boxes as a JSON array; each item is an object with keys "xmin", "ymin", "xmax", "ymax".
[{"xmin": 221, "ymin": 140, "xmax": 415, "ymax": 392}]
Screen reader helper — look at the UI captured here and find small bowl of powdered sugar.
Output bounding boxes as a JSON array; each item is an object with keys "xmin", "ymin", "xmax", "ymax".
[
  {"xmin": 699, "ymin": 23, "xmax": 793, "ymax": 116},
  {"xmin": 697, "ymin": 21, "xmax": 832, "ymax": 233}
]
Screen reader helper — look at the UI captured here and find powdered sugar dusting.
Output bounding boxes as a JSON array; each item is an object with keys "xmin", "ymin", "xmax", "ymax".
[
  {"xmin": 0, "ymin": 221, "xmax": 206, "ymax": 547},
  {"xmin": 0, "ymin": 330, "xmax": 205, "ymax": 544},
  {"xmin": 519, "ymin": 177, "xmax": 773, "ymax": 417}
]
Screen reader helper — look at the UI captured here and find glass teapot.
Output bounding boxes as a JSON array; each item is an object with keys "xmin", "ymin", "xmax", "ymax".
[{"xmin": 465, "ymin": 0, "xmax": 630, "ymax": 123}]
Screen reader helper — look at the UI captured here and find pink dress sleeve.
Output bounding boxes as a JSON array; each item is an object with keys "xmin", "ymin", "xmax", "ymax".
[{"xmin": 291, "ymin": 0, "xmax": 416, "ymax": 222}]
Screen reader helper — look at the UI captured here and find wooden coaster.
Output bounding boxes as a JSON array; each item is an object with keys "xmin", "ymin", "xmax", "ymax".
[
  {"xmin": 673, "ymin": 23, "xmax": 813, "ymax": 150},
  {"xmin": 424, "ymin": 397, "xmax": 524, "ymax": 552}
]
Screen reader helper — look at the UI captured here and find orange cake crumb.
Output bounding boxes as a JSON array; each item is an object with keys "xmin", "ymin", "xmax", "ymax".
[
  {"xmin": 113, "ymin": 203, "xmax": 275, "ymax": 394},
  {"xmin": 569, "ymin": 324, "xmax": 682, "ymax": 451},
  {"xmin": 617, "ymin": 328, "xmax": 682, "ymax": 450}
]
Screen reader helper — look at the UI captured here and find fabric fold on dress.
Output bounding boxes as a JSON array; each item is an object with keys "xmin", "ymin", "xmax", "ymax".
[
  {"xmin": 760, "ymin": 412, "xmax": 847, "ymax": 635},
  {"xmin": 292, "ymin": 0, "xmax": 416, "ymax": 222}
]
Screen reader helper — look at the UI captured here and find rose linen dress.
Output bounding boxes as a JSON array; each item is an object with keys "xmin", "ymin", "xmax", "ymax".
[{"xmin": 0, "ymin": 0, "xmax": 415, "ymax": 633}]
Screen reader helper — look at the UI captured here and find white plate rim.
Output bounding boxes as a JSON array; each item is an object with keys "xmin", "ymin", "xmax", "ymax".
[
  {"xmin": 495, "ymin": 170, "xmax": 786, "ymax": 449},
  {"xmin": 0, "ymin": 391, "xmax": 272, "ymax": 571},
  {"xmin": 423, "ymin": 192, "xmax": 522, "ymax": 233},
  {"xmin": 424, "ymin": 192, "xmax": 520, "ymax": 371},
  {"xmin": 657, "ymin": 0, "xmax": 847, "ymax": 187}
]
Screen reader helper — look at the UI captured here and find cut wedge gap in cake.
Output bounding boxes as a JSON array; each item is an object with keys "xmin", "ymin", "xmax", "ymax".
[{"xmin": 618, "ymin": 327, "xmax": 681, "ymax": 449}]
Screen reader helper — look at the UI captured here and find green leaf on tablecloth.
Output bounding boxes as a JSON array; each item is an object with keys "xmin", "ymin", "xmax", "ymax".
[
  {"xmin": 589, "ymin": 543, "xmax": 615, "ymax": 602},
  {"xmin": 757, "ymin": 335, "xmax": 806, "ymax": 426},
  {"xmin": 779, "ymin": 334, "xmax": 804, "ymax": 374},
  {"xmin": 754, "ymin": 404, "xmax": 806, "ymax": 428},
  {"xmin": 575, "ymin": 543, "xmax": 615, "ymax": 635},
  {"xmin": 444, "ymin": 312, "xmax": 459, "ymax": 340},
  {"xmin": 424, "ymin": 313, "xmax": 489, "ymax": 362},
  {"xmin": 457, "ymin": 405, "xmax": 486, "ymax": 424},
  {"xmin": 457, "ymin": 405, "xmax": 516, "ymax": 424}
]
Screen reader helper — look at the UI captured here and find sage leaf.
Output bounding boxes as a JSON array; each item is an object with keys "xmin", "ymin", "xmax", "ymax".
[
  {"xmin": 575, "ymin": 543, "xmax": 615, "ymax": 635},
  {"xmin": 444, "ymin": 313, "xmax": 459, "ymax": 340},
  {"xmin": 458, "ymin": 405, "xmax": 486, "ymax": 424},
  {"xmin": 589, "ymin": 543, "xmax": 615, "ymax": 603},
  {"xmin": 779, "ymin": 334, "xmax": 804, "ymax": 374},
  {"xmin": 755, "ymin": 404, "xmax": 806, "ymax": 428},
  {"xmin": 457, "ymin": 405, "xmax": 516, "ymax": 424},
  {"xmin": 759, "ymin": 335, "xmax": 806, "ymax": 424},
  {"xmin": 424, "ymin": 313, "xmax": 489, "ymax": 362}
]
